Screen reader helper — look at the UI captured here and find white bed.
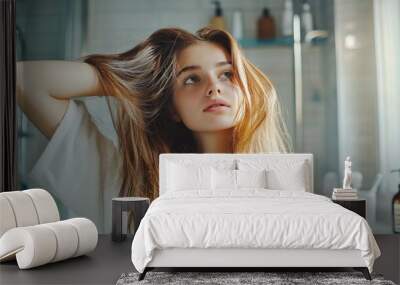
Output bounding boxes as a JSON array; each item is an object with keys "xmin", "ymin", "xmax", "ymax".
[{"xmin": 131, "ymin": 154, "xmax": 381, "ymax": 281}]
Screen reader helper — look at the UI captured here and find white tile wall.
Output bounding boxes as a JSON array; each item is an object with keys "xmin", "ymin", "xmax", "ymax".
[{"xmin": 335, "ymin": 0, "xmax": 380, "ymax": 189}]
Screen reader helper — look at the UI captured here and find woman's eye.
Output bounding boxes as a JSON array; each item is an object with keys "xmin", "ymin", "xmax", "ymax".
[
  {"xmin": 220, "ymin": 71, "xmax": 233, "ymax": 80},
  {"xmin": 183, "ymin": 75, "xmax": 200, "ymax": 85}
]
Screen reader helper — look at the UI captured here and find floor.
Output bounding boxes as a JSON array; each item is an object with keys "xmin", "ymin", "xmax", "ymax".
[{"xmin": 373, "ymin": 234, "xmax": 400, "ymax": 284}]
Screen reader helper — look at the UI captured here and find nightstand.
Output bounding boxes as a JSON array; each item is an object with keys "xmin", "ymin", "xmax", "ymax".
[
  {"xmin": 332, "ymin": 199, "xmax": 366, "ymax": 218},
  {"xmin": 112, "ymin": 197, "xmax": 150, "ymax": 242}
]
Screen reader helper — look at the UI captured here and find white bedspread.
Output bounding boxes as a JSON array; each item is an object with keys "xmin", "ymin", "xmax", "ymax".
[{"xmin": 131, "ymin": 189, "xmax": 380, "ymax": 273}]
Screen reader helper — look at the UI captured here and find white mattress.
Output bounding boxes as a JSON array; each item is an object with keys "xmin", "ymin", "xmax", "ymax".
[{"xmin": 131, "ymin": 190, "xmax": 380, "ymax": 273}]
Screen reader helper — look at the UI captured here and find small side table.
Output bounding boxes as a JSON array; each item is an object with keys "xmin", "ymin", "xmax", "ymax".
[
  {"xmin": 112, "ymin": 197, "xmax": 150, "ymax": 242},
  {"xmin": 332, "ymin": 199, "xmax": 366, "ymax": 218}
]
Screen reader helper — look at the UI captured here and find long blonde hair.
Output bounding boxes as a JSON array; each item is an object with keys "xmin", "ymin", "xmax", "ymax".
[{"xmin": 83, "ymin": 27, "xmax": 292, "ymax": 200}]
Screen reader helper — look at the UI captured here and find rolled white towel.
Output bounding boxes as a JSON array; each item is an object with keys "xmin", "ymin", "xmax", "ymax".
[{"xmin": 0, "ymin": 218, "xmax": 98, "ymax": 269}]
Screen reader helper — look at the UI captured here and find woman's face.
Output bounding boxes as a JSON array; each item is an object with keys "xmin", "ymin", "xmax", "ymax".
[{"xmin": 172, "ymin": 41, "xmax": 242, "ymax": 132}]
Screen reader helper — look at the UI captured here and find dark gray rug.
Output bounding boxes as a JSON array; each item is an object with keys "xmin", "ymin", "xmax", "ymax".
[{"xmin": 116, "ymin": 271, "xmax": 396, "ymax": 285}]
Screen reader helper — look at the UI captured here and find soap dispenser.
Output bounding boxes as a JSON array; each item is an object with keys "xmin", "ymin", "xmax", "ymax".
[
  {"xmin": 282, "ymin": 0, "xmax": 293, "ymax": 36},
  {"xmin": 209, "ymin": 0, "xmax": 225, "ymax": 31},
  {"xmin": 391, "ymin": 169, "xmax": 400, "ymax": 233},
  {"xmin": 301, "ymin": 2, "xmax": 313, "ymax": 35},
  {"xmin": 231, "ymin": 10, "xmax": 243, "ymax": 40}
]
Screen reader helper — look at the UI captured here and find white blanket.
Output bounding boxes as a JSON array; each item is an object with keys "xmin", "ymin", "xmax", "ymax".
[{"xmin": 131, "ymin": 189, "xmax": 380, "ymax": 273}]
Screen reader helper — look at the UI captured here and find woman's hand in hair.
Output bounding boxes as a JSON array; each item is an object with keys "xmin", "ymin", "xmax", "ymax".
[{"xmin": 16, "ymin": 60, "xmax": 105, "ymax": 138}]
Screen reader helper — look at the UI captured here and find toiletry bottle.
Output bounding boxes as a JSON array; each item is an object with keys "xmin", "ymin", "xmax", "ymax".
[
  {"xmin": 282, "ymin": 0, "xmax": 293, "ymax": 37},
  {"xmin": 257, "ymin": 8, "xmax": 276, "ymax": 40},
  {"xmin": 209, "ymin": 1, "xmax": 225, "ymax": 31},
  {"xmin": 301, "ymin": 2, "xmax": 313, "ymax": 35},
  {"xmin": 391, "ymin": 169, "xmax": 400, "ymax": 233},
  {"xmin": 232, "ymin": 10, "xmax": 243, "ymax": 40}
]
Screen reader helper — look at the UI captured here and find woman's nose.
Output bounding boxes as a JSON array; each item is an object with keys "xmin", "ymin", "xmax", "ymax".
[{"xmin": 206, "ymin": 84, "xmax": 221, "ymax": 97}]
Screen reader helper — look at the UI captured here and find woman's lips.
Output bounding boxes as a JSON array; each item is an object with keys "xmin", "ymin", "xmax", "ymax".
[
  {"xmin": 203, "ymin": 99, "xmax": 231, "ymax": 112},
  {"xmin": 203, "ymin": 105, "xmax": 230, "ymax": 112}
]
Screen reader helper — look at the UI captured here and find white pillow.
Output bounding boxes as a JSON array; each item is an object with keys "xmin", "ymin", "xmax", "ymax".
[
  {"xmin": 237, "ymin": 169, "xmax": 268, "ymax": 188},
  {"xmin": 167, "ymin": 162, "xmax": 212, "ymax": 191},
  {"xmin": 267, "ymin": 166, "xmax": 307, "ymax": 191},
  {"xmin": 211, "ymin": 168, "xmax": 268, "ymax": 190},
  {"xmin": 237, "ymin": 159, "xmax": 309, "ymax": 191},
  {"xmin": 212, "ymin": 169, "xmax": 236, "ymax": 190}
]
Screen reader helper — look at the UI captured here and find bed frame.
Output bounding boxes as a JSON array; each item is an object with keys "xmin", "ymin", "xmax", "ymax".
[
  {"xmin": 138, "ymin": 154, "xmax": 372, "ymax": 281},
  {"xmin": 140, "ymin": 248, "xmax": 371, "ymax": 280}
]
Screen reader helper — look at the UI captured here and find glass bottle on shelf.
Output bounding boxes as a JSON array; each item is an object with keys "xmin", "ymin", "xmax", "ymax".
[
  {"xmin": 391, "ymin": 169, "xmax": 400, "ymax": 233},
  {"xmin": 257, "ymin": 8, "xmax": 276, "ymax": 40}
]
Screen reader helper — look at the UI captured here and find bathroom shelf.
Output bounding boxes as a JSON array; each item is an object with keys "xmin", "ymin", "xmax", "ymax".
[
  {"xmin": 238, "ymin": 35, "xmax": 328, "ymax": 49},
  {"xmin": 238, "ymin": 37, "xmax": 293, "ymax": 48}
]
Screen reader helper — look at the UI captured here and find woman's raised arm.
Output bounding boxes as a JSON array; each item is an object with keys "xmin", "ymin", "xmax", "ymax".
[{"xmin": 16, "ymin": 60, "xmax": 104, "ymax": 138}]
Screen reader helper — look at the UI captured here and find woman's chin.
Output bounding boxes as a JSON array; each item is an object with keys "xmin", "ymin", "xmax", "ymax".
[
  {"xmin": 182, "ymin": 115, "xmax": 237, "ymax": 132},
  {"xmin": 191, "ymin": 124, "xmax": 236, "ymax": 133}
]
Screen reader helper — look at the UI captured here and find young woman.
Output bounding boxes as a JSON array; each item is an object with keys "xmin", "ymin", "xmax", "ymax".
[{"xmin": 17, "ymin": 27, "xmax": 291, "ymax": 232}]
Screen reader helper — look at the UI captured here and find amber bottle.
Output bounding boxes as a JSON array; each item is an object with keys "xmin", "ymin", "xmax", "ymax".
[{"xmin": 257, "ymin": 8, "xmax": 276, "ymax": 40}]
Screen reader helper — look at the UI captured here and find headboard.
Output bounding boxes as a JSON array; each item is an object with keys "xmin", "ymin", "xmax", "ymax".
[{"xmin": 159, "ymin": 153, "xmax": 314, "ymax": 196}]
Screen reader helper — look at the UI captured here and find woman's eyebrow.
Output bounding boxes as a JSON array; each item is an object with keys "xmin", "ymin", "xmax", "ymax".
[
  {"xmin": 176, "ymin": 61, "xmax": 232, "ymax": 78},
  {"xmin": 216, "ymin": 61, "xmax": 232, "ymax": 67},
  {"xmin": 176, "ymin": 65, "xmax": 200, "ymax": 78}
]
